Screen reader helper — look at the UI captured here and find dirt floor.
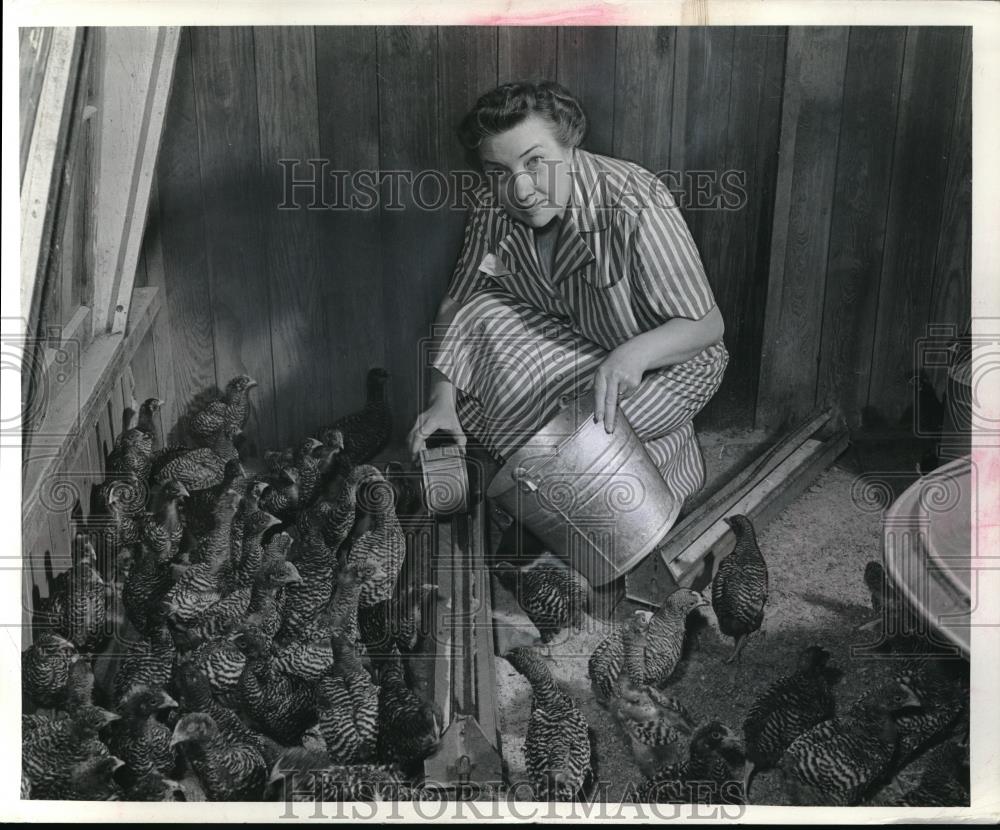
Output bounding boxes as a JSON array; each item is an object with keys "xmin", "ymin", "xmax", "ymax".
[{"xmin": 490, "ymin": 431, "xmax": 966, "ymax": 805}]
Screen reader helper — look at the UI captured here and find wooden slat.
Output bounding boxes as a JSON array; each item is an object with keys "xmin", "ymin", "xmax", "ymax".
[
  {"xmin": 815, "ymin": 28, "xmax": 906, "ymax": 428},
  {"xmin": 21, "ymin": 28, "xmax": 84, "ymax": 333},
  {"xmin": 315, "ymin": 27, "xmax": 386, "ymax": 431},
  {"xmin": 498, "ymin": 27, "xmax": 557, "ymax": 83},
  {"xmin": 668, "ymin": 431, "xmax": 850, "ymax": 586},
  {"xmin": 612, "ymin": 27, "xmax": 675, "ymax": 172},
  {"xmin": 927, "ymin": 29, "xmax": 972, "ymax": 347},
  {"xmin": 20, "ymin": 27, "xmax": 55, "ymax": 185},
  {"xmin": 556, "ymin": 27, "xmax": 617, "ymax": 155},
  {"xmin": 254, "ymin": 26, "xmax": 330, "ymax": 448},
  {"xmin": 151, "ymin": 30, "xmax": 216, "ymax": 425},
  {"xmin": 438, "ymin": 27, "xmax": 497, "ymax": 173},
  {"xmin": 190, "ymin": 27, "xmax": 277, "ymax": 457},
  {"xmin": 22, "ymin": 287, "xmax": 162, "ymax": 547},
  {"xmin": 91, "ymin": 27, "xmax": 181, "ymax": 336},
  {"xmin": 866, "ymin": 27, "xmax": 966, "ymax": 425},
  {"xmin": 756, "ymin": 27, "xmax": 850, "ymax": 432},
  {"xmin": 377, "ymin": 27, "xmax": 445, "ymax": 446}
]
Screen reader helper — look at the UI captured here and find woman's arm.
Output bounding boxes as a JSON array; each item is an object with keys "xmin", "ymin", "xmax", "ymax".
[{"xmin": 593, "ymin": 305, "xmax": 724, "ymax": 432}]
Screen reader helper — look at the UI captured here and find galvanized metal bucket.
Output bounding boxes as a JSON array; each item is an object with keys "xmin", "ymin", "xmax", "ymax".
[{"xmin": 486, "ymin": 392, "xmax": 680, "ymax": 586}]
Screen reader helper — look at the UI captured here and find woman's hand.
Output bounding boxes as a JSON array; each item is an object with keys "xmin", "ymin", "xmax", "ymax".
[
  {"xmin": 408, "ymin": 396, "xmax": 467, "ymax": 460},
  {"xmin": 593, "ymin": 346, "xmax": 645, "ymax": 434}
]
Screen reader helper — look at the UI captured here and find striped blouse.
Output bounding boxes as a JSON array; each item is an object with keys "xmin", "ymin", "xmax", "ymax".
[{"xmin": 446, "ymin": 148, "xmax": 724, "ymax": 357}]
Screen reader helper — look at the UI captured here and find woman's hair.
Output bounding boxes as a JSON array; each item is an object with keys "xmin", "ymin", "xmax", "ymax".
[{"xmin": 457, "ymin": 81, "xmax": 587, "ymax": 151}]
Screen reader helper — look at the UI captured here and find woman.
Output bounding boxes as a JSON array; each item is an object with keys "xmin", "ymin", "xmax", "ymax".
[{"xmin": 408, "ymin": 81, "xmax": 728, "ymax": 519}]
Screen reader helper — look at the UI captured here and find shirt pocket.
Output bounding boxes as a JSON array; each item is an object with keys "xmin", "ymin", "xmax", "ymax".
[{"xmin": 577, "ymin": 216, "xmax": 637, "ymax": 290}]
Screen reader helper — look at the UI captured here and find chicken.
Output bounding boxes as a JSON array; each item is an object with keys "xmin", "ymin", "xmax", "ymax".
[
  {"xmin": 65, "ymin": 754, "xmax": 126, "ymax": 800},
  {"xmin": 107, "ymin": 398, "xmax": 163, "ymax": 481},
  {"xmin": 105, "ymin": 686, "xmax": 178, "ymax": 778},
  {"xmin": 892, "ymin": 656, "xmax": 968, "ymax": 766},
  {"xmin": 359, "ymin": 581, "xmax": 437, "ymax": 662},
  {"xmin": 113, "ymin": 621, "xmax": 177, "ymax": 707},
  {"xmin": 316, "ymin": 634, "xmax": 379, "ymax": 764},
  {"xmin": 236, "ymin": 630, "xmax": 317, "ymax": 745},
  {"xmin": 609, "ymin": 676, "xmax": 695, "ymax": 778},
  {"xmin": 122, "ymin": 541, "xmax": 178, "ymax": 639},
  {"xmin": 382, "ymin": 460, "xmax": 424, "ymax": 517},
  {"xmin": 712, "ymin": 514, "xmax": 768, "ymax": 663},
  {"xmin": 320, "ymin": 367, "xmax": 392, "ymax": 464},
  {"xmin": 186, "ymin": 374, "xmax": 258, "ymax": 448},
  {"xmin": 125, "ymin": 771, "xmax": 187, "ymax": 802},
  {"xmin": 264, "ymin": 747, "xmax": 401, "ymax": 803},
  {"xmin": 141, "ymin": 479, "xmax": 189, "ymax": 561},
  {"xmin": 636, "ymin": 721, "xmax": 746, "ymax": 805},
  {"xmin": 22, "ymin": 633, "xmax": 81, "ymax": 710},
  {"xmin": 343, "ymin": 469, "xmax": 406, "ymax": 609},
  {"xmin": 493, "ymin": 558, "xmax": 592, "ymax": 644},
  {"xmin": 897, "ymin": 739, "xmax": 969, "ymax": 806},
  {"xmin": 169, "ymin": 712, "xmax": 267, "ymax": 801},
  {"xmin": 503, "ymin": 647, "xmax": 596, "ymax": 801},
  {"xmin": 376, "ymin": 648, "xmax": 442, "ymax": 775},
  {"xmin": 779, "ymin": 680, "xmax": 921, "ymax": 805},
  {"xmin": 151, "ymin": 444, "xmax": 231, "ymax": 493},
  {"xmin": 860, "ymin": 559, "xmax": 920, "ymax": 637},
  {"xmin": 259, "ymin": 465, "xmax": 300, "ymax": 525},
  {"xmin": 33, "ymin": 533, "xmax": 109, "ymax": 652},
  {"xmin": 176, "ymin": 632, "xmax": 247, "ymax": 698},
  {"xmin": 288, "ymin": 436, "xmax": 325, "ymax": 506},
  {"xmin": 589, "ymin": 609, "xmax": 653, "ymax": 707},
  {"xmin": 22, "ymin": 702, "xmax": 121, "ymax": 800},
  {"xmin": 242, "ymin": 544, "xmax": 299, "ymax": 649},
  {"xmin": 622, "ymin": 588, "xmax": 708, "ymax": 688},
  {"xmin": 742, "ymin": 645, "xmax": 837, "ymax": 797}
]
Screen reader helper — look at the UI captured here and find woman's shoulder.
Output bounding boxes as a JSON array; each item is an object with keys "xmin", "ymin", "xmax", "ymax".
[{"xmin": 577, "ymin": 150, "xmax": 662, "ymax": 206}]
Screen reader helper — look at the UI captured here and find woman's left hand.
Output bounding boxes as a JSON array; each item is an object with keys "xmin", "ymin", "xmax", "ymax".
[{"xmin": 592, "ymin": 346, "xmax": 645, "ymax": 433}]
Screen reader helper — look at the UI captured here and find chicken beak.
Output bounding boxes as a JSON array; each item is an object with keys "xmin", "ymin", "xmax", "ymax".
[
  {"xmin": 176, "ymin": 483, "xmax": 191, "ymax": 499},
  {"xmin": 264, "ymin": 512, "xmax": 282, "ymax": 529},
  {"xmin": 168, "ymin": 726, "xmax": 186, "ymax": 749},
  {"xmin": 159, "ymin": 692, "xmax": 179, "ymax": 710},
  {"xmin": 100, "ymin": 709, "xmax": 122, "ymax": 726},
  {"xmin": 898, "ymin": 682, "xmax": 922, "ymax": 710},
  {"xmin": 110, "ymin": 756, "xmax": 126, "ymax": 772},
  {"xmin": 307, "ymin": 437, "xmax": 324, "ymax": 451},
  {"xmin": 282, "ymin": 563, "xmax": 303, "ymax": 584}
]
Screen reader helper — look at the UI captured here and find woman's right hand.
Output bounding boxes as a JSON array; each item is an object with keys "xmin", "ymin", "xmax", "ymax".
[{"xmin": 407, "ymin": 397, "xmax": 467, "ymax": 460}]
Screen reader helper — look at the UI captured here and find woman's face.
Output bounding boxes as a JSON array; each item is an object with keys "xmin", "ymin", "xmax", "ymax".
[{"xmin": 479, "ymin": 114, "xmax": 575, "ymax": 230}]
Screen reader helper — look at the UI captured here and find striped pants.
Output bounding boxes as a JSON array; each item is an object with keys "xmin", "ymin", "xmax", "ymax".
[{"xmin": 431, "ymin": 290, "xmax": 729, "ymax": 510}]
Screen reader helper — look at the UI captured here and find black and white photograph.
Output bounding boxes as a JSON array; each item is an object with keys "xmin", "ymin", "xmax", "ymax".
[{"xmin": 6, "ymin": 0, "xmax": 998, "ymax": 821}]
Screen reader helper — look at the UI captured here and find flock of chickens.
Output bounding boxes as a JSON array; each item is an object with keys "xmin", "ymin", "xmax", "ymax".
[
  {"xmin": 20, "ymin": 366, "xmax": 970, "ymax": 807},
  {"xmin": 494, "ymin": 505, "xmax": 969, "ymax": 806},
  {"xmin": 22, "ymin": 368, "xmax": 444, "ymax": 802}
]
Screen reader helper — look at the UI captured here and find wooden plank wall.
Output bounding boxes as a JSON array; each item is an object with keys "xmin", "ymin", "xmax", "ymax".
[{"xmin": 137, "ymin": 25, "xmax": 971, "ymax": 455}]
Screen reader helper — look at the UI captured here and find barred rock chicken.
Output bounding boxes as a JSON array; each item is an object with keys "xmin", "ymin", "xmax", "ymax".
[
  {"xmin": 22, "ymin": 701, "xmax": 121, "ymax": 800},
  {"xmin": 64, "ymin": 754, "xmax": 126, "ymax": 800},
  {"xmin": 609, "ymin": 676, "xmax": 695, "ymax": 778},
  {"xmin": 494, "ymin": 558, "xmax": 592, "ymax": 645},
  {"xmin": 359, "ymin": 581, "xmax": 437, "ymax": 663},
  {"xmin": 343, "ymin": 469, "xmax": 406, "ymax": 609},
  {"xmin": 504, "ymin": 647, "xmax": 596, "ymax": 802},
  {"xmin": 623, "ymin": 588, "xmax": 709, "ymax": 688},
  {"xmin": 860, "ymin": 560, "xmax": 919, "ymax": 636},
  {"xmin": 150, "ymin": 441, "xmax": 233, "ymax": 494},
  {"xmin": 382, "ymin": 460, "xmax": 424, "ymax": 517},
  {"xmin": 186, "ymin": 374, "xmax": 257, "ymax": 448},
  {"xmin": 712, "ymin": 515, "xmax": 768, "ymax": 663},
  {"xmin": 171, "ymin": 661, "xmax": 274, "ymax": 765},
  {"xmin": 113, "ymin": 621, "xmax": 177, "ymax": 707},
  {"xmin": 141, "ymin": 479, "xmax": 189, "ymax": 562},
  {"xmin": 236, "ymin": 630, "xmax": 317, "ymax": 745},
  {"xmin": 897, "ymin": 739, "xmax": 969, "ymax": 806},
  {"xmin": 22, "ymin": 633, "xmax": 81, "ymax": 710},
  {"xmin": 779, "ymin": 680, "xmax": 921, "ymax": 806},
  {"xmin": 892, "ymin": 656, "xmax": 968, "ymax": 766},
  {"xmin": 636, "ymin": 721, "xmax": 746, "ymax": 805},
  {"xmin": 286, "ymin": 436, "xmax": 325, "ymax": 507},
  {"xmin": 316, "ymin": 634, "xmax": 379, "ymax": 765},
  {"xmin": 107, "ymin": 398, "xmax": 163, "ymax": 481},
  {"xmin": 123, "ymin": 541, "xmax": 178, "ymax": 639},
  {"xmin": 376, "ymin": 648, "xmax": 442, "ymax": 775},
  {"xmin": 589, "ymin": 609, "xmax": 653, "ymax": 707},
  {"xmin": 320, "ymin": 367, "xmax": 391, "ymax": 464},
  {"xmin": 125, "ymin": 771, "xmax": 187, "ymax": 802},
  {"xmin": 33, "ymin": 533, "xmax": 109, "ymax": 651},
  {"xmin": 169, "ymin": 712, "xmax": 267, "ymax": 802},
  {"xmin": 264, "ymin": 747, "xmax": 401, "ymax": 803},
  {"xmin": 742, "ymin": 645, "xmax": 837, "ymax": 797},
  {"xmin": 104, "ymin": 686, "xmax": 178, "ymax": 778}
]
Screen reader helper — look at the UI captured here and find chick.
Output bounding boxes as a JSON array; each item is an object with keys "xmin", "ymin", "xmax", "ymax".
[
  {"xmin": 610, "ymin": 676, "xmax": 695, "ymax": 778},
  {"xmin": 320, "ymin": 368, "xmax": 392, "ymax": 465},
  {"xmin": 376, "ymin": 648, "xmax": 442, "ymax": 776},
  {"xmin": 623, "ymin": 588, "xmax": 708, "ymax": 687},
  {"xmin": 589, "ymin": 610, "xmax": 653, "ymax": 707},
  {"xmin": 169, "ymin": 712, "xmax": 266, "ymax": 801},
  {"xmin": 33, "ymin": 533, "xmax": 109, "ymax": 652},
  {"xmin": 264, "ymin": 747, "xmax": 401, "ymax": 802},
  {"xmin": 636, "ymin": 721, "xmax": 746, "ymax": 805},
  {"xmin": 711, "ymin": 514, "xmax": 768, "ymax": 663},
  {"xmin": 779, "ymin": 680, "xmax": 921, "ymax": 806},
  {"xmin": 503, "ymin": 647, "xmax": 596, "ymax": 802},
  {"xmin": 105, "ymin": 685, "xmax": 179, "ymax": 778},
  {"xmin": 494, "ymin": 558, "xmax": 592, "ymax": 645},
  {"xmin": 897, "ymin": 739, "xmax": 969, "ymax": 806},
  {"xmin": 186, "ymin": 375, "xmax": 257, "ymax": 448},
  {"xmin": 892, "ymin": 656, "xmax": 968, "ymax": 766},
  {"xmin": 316, "ymin": 634, "xmax": 379, "ymax": 765},
  {"xmin": 22, "ymin": 633, "xmax": 80, "ymax": 710},
  {"xmin": 742, "ymin": 645, "xmax": 837, "ymax": 798}
]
